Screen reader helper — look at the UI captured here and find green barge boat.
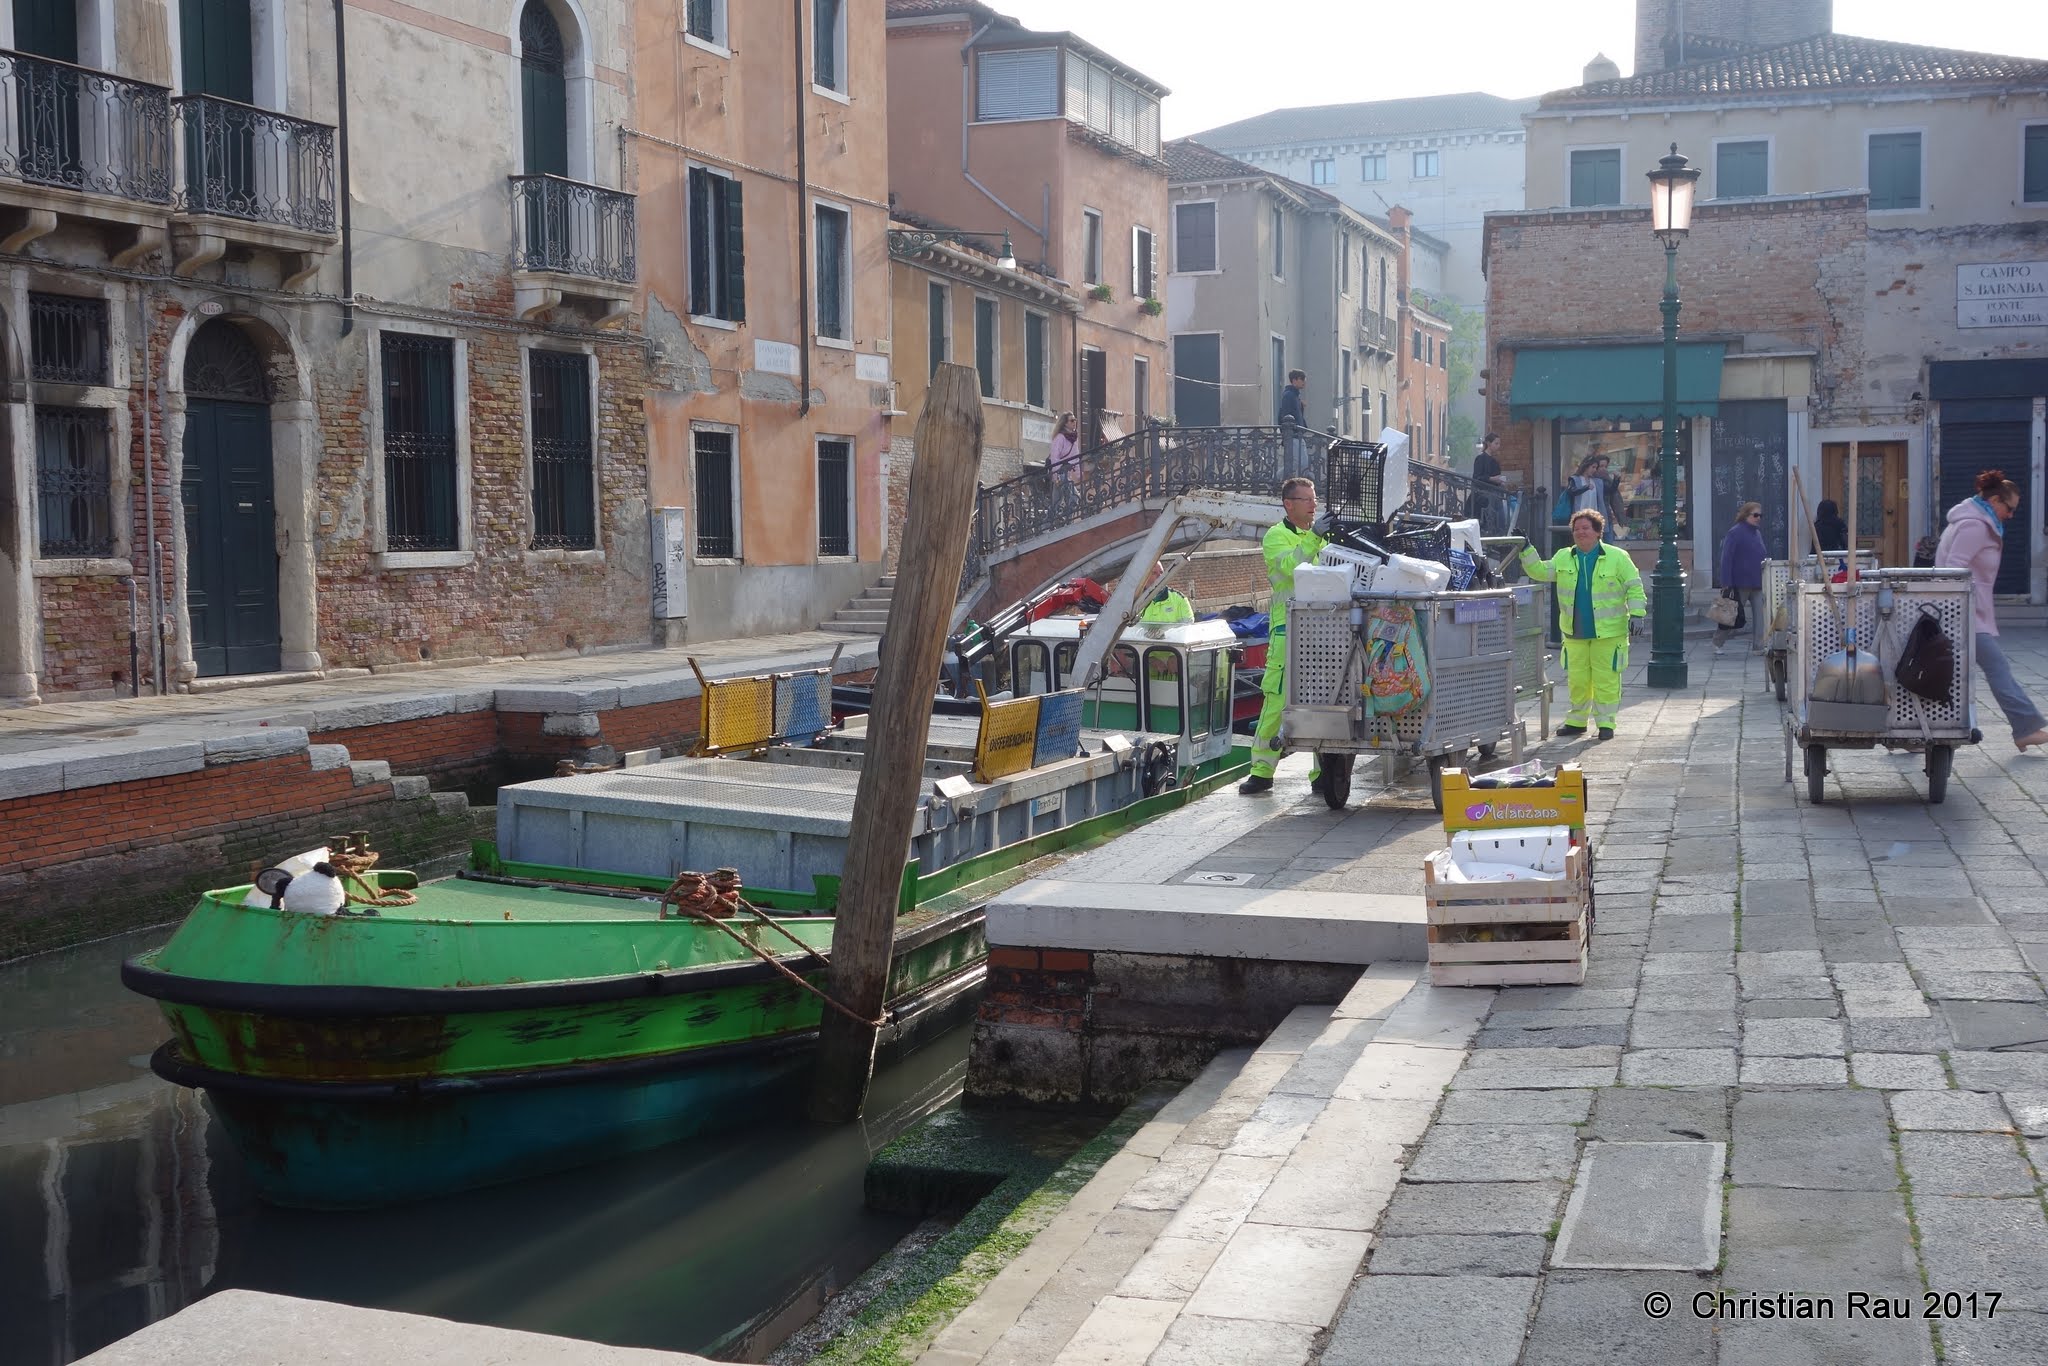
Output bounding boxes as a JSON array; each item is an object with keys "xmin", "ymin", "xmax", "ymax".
[{"xmin": 125, "ymin": 647, "xmax": 1251, "ymax": 1207}]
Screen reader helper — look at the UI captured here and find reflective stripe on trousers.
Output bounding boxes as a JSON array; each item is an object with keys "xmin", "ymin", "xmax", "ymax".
[{"xmin": 1561, "ymin": 637, "xmax": 1627, "ymax": 730}]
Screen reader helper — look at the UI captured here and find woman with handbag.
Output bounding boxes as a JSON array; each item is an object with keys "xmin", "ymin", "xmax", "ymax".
[
  {"xmin": 1936, "ymin": 470, "xmax": 2048, "ymax": 751},
  {"xmin": 1713, "ymin": 501, "xmax": 1767, "ymax": 652}
]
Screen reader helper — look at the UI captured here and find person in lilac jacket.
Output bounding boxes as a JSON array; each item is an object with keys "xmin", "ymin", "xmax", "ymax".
[
  {"xmin": 1936, "ymin": 469, "xmax": 2048, "ymax": 751},
  {"xmin": 1715, "ymin": 501, "xmax": 1768, "ymax": 652}
]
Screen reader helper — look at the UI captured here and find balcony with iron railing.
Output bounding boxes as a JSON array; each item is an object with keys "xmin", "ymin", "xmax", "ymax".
[
  {"xmin": 0, "ymin": 50, "xmax": 172, "ymax": 254},
  {"xmin": 169, "ymin": 93, "xmax": 336, "ymax": 282},
  {"xmin": 510, "ymin": 173, "xmax": 637, "ymax": 323},
  {"xmin": 1361, "ymin": 311, "xmax": 1396, "ymax": 354}
]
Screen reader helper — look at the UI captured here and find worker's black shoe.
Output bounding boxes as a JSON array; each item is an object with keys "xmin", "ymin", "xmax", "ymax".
[
  {"xmin": 1238, "ymin": 775, "xmax": 1274, "ymax": 795},
  {"xmin": 1557, "ymin": 724, "xmax": 1587, "ymax": 737},
  {"xmin": 1599, "ymin": 728, "xmax": 1615, "ymax": 741}
]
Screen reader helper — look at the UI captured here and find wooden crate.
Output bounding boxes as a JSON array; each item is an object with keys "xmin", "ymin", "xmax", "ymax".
[{"xmin": 1424, "ymin": 846, "xmax": 1590, "ymax": 987}]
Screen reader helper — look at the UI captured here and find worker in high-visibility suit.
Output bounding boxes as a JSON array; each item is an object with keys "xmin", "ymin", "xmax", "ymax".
[
  {"xmin": 1137, "ymin": 587, "xmax": 1196, "ymax": 625},
  {"xmin": 1519, "ymin": 508, "xmax": 1646, "ymax": 739},
  {"xmin": 1242, "ymin": 478, "xmax": 1326, "ymax": 794}
]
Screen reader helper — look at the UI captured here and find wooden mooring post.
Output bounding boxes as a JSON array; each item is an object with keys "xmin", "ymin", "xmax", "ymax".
[{"xmin": 808, "ymin": 363, "xmax": 984, "ymax": 1123}]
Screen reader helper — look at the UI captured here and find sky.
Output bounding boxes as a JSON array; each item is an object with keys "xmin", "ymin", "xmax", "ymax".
[{"xmin": 981, "ymin": 0, "xmax": 2048, "ymax": 138}]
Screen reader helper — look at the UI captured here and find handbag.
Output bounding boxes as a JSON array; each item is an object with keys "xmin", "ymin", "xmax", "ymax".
[
  {"xmin": 1706, "ymin": 591, "xmax": 1741, "ymax": 628},
  {"xmin": 1895, "ymin": 609, "xmax": 1957, "ymax": 704},
  {"xmin": 1552, "ymin": 484, "xmax": 1575, "ymax": 523}
]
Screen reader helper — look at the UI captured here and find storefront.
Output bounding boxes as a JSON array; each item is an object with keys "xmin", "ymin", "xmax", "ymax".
[{"xmin": 1931, "ymin": 360, "xmax": 2048, "ymax": 603}]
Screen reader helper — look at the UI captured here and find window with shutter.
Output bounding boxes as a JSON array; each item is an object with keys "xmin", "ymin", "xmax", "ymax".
[
  {"xmin": 529, "ymin": 350, "xmax": 595, "ymax": 550},
  {"xmin": 928, "ymin": 282, "xmax": 949, "ymax": 375},
  {"xmin": 1715, "ymin": 140, "xmax": 1768, "ymax": 198},
  {"xmin": 688, "ymin": 167, "xmax": 745, "ymax": 322},
  {"xmin": 381, "ymin": 333, "xmax": 458, "ymax": 552},
  {"xmin": 1082, "ymin": 209, "xmax": 1103, "ymax": 285},
  {"xmin": 2027, "ymin": 125, "xmax": 2048, "ymax": 204},
  {"xmin": 1569, "ymin": 148, "xmax": 1621, "ymax": 206},
  {"xmin": 1271, "ymin": 207, "xmax": 1283, "ymax": 278},
  {"xmin": 1868, "ymin": 132, "xmax": 1921, "ymax": 211},
  {"xmin": 974, "ymin": 296, "xmax": 998, "ymax": 398},
  {"xmin": 815, "ymin": 204, "xmax": 850, "ymax": 340},
  {"xmin": 1025, "ymin": 311, "xmax": 1047, "ymax": 408},
  {"xmin": 684, "ymin": 0, "xmax": 724, "ymax": 47},
  {"xmin": 693, "ymin": 427, "xmax": 738, "ymax": 559},
  {"xmin": 816, "ymin": 438, "xmax": 852, "ymax": 558},
  {"xmin": 1132, "ymin": 226, "xmax": 1155, "ymax": 298},
  {"xmin": 813, "ymin": 0, "xmax": 846, "ymax": 94},
  {"xmin": 1174, "ymin": 202, "xmax": 1216, "ymax": 273},
  {"xmin": 977, "ymin": 48, "xmax": 1058, "ymax": 120},
  {"xmin": 1133, "ymin": 357, "xmax": 1149, "ymax": 424}
]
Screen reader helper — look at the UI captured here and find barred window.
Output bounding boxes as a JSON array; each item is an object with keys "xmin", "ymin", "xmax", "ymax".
[
  {"xmin": 694, "ymin": 427, "xmax": 737, "ymax": 559},
  {"xmin": 35, "ymin": 406, "xmax": 113, "ymax": 557},
  {"xmin": 381, "ymin": 332, "xmax": 458, "ymax": 551},
  {"xmin": 529, "ymin": 350, "xmax": 594, "ymax": 550},
  {"xmin": 30, "ymin": 293, "xmax": 108, "ymax": 385},
  {"xmin": 817, "ymin": 438, "xmax": 851, "ymax": 558}
]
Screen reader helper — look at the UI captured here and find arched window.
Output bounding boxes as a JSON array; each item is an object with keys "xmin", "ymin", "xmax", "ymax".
[
  {"xmin": 519, "ymin": 0, "xmax": 568, "ymax": 179},
  {"xmin": 184, "ymin": 319, "xmax": 271, "ymax": 401}
]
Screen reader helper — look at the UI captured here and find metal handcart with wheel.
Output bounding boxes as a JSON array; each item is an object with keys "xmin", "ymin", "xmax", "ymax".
[
  {"xmin": 1781, "ymin": 567, "xmax": 1979, "ymax": 804},
  {"xmin": 1761, "ymin": 552, "xmax": 1878, "ymax": 702},
  {"xmin": 1284, "ymin": 588, "xmax": 1522, "ymax": 812},
  {"xmin": 1508, "ymin": 576, "xmax": 1553, "ymax": 739}
]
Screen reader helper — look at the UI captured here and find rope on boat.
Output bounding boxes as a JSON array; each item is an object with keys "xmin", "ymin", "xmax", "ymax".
[
  {"xmin": 660, "ymin": 869, "xmax": 887, "ymax": 1029},
  {"xmin": 329, "ymin": 835, "xmax": 419, "ymax": 908}
]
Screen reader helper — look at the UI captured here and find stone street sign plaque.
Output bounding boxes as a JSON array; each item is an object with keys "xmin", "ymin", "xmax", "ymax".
[{"xmin": 1957, "ymin": 262, "xmax": 2048, "ymax": 329}]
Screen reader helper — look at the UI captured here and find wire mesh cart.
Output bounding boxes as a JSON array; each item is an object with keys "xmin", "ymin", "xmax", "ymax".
[
  {"xmin": 1509, "ymin": 580, "xmax": 1554, "ymax": 740},
  {"xmin": 1781, "ymin": 568, "xmax": 1980, "ymax": 804},
  {"xmin": 1284, "ymin": 588, "xmax": 1521, "ymax": 812},
  {"xmin": 1761, "ymin": 552, "xmax": 1879, "ymax": 702}
]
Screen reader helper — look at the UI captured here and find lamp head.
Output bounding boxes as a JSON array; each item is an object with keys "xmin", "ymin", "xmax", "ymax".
[
  {"xmin": 997, "ymin": 231, "xmax": 1018, "ymax": 271},
  {"xmin": 1646, "ymin": 143, "xmax": 1700, "ymax": 243}
]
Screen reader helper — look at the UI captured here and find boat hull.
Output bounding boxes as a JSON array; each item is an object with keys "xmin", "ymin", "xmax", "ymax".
[{"xmin": 151, "ymin": 960, "xmax": 983, "ymax": 1209}]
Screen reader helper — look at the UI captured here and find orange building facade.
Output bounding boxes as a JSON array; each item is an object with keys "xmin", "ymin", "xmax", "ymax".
[{"xmin": 634, "ymin": 0, "xmax": 894, "ymax": 640}]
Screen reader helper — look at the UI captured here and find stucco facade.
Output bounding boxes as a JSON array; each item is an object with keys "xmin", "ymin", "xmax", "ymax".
[
  {"xmin": 1164, "ymin": 142, "xmax": 1400, "ymax": 445},
  {"xmin": 885, "ymin": 3, "xmax": 1168, "ymax": 451},
  {"xmin": 634, "ymin": 0, "xmax": 892, "ymax": 642},
  {"xmin": 1, "ymin": 0, "xmax": 652, "ymax": 701}
]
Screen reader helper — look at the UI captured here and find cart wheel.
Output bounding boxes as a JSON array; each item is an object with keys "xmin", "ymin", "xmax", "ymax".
[
  {"xmin": 1805, "ymin": 745, "xmax": 1828, "ymax": 804},
  {"xmin": 1926, "ymin": 745, "xmax": 1952, "ymax": 805},
  {"xmin": 1320, "ymin": 753, "xmax": 1354, "ymax": 810},
  {"xmin": 1768, "ymin": 656, "xmax": 1788, "ymax": 703},
  {"xmin": 1476, "ymin": 742, "xmax": 1499, "ymax": 764},
  {"xmin": 1427, "ymin": 754, "xmax": 1449, "ymax": 813}
]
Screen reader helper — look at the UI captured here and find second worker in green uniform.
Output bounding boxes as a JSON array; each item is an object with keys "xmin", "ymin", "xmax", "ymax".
[
  {"xmin": 1241, "ymin": 477, "xmax": 1326, "ymax": 795},
  {"xmin": 1519, "ymin": 509, "xmax": 1646, "ymax": 739}
]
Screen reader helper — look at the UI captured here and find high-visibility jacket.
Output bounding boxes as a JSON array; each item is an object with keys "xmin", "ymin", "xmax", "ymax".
[
  {"xmin": 1139, "ymin": 589, "xmax": 1195, "ymax": 624},
  {"xmin": 1263, "ymin": 519, "xmax": 1327, "ymax": 633},
  {"xmin": 1520, "ymin": 542, "xmax": 1646, "ymax": 639}
]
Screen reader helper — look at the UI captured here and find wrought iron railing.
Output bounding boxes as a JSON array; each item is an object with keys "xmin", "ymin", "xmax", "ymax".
[
  {"xmin": 35, "ymin": 406, "xmax": 113, "ymax": 558},
  {"xmin": 511, "ymin": 173, "xmax": 637, "ymax": 284},
  {"xmin": 1361, "ymin": 312, "xmax": 1395, "ymax": 352},
  {"xmin": 173, "ymin": 94, "xmax": 335, "ymax": 232},
  {"xmin": 0, "ymin": 51, "xmax": 171, "ymax": 204},
  {"xmin": 959, "ymin": 425, "xmax": 1504, "ymax": 599}
]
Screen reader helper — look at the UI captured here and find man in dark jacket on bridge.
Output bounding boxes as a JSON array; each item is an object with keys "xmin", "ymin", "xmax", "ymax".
[{"xmin": 1277, "ymin": 370, "xmax": 1309, "ymax": 480}]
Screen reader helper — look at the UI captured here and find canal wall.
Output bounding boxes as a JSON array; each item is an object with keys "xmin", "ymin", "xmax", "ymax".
[{"xmin": 966, "ymin": 880, "xmax": 1428, "ymax": 1109}]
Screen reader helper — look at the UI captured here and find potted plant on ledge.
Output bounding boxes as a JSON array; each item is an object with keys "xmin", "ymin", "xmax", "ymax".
[
  {"xmin": 1140, "ymin": 296, "xmax": 1163, "ymax": 316},
  {"xmin": 1088, "ymin": 283, "xmax": 1114, "ymax": 303}
]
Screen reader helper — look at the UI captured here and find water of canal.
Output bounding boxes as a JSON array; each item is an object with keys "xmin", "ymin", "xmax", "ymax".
[{"xmin": 0, "ymin": 926, "xmax": 972, "ymax": 1365}]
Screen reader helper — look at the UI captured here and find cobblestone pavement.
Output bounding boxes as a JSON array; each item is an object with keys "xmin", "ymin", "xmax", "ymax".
[{"xmin": 1312, "ymin": 629, "xmax": 2048, "ymax": 1366}]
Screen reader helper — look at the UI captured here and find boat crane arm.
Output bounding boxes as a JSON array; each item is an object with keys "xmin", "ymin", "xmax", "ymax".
[
  {"xmin": 946, "ymin": 576, "xmax": 1111, "ymax": 693},
  {"xmin": 1067, "ymin": 492, "xmax": 1284, "ymax": 691}
]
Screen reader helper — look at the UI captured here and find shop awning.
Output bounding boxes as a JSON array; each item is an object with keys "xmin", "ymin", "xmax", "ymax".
[{"xmin": 1509, "ymin": 343, "xmax": 1726, "ymax": 422}]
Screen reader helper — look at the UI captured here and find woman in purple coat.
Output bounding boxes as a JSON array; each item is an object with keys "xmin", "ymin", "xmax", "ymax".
[{"xmin": 1715, "ymin": 501, "xmax": 1768, "ymax": 651}]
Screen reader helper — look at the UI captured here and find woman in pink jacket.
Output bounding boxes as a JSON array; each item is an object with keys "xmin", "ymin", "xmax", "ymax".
[{"xmin": 1936, "ymin": 469, "xmax": 2048, "ymax": 751}]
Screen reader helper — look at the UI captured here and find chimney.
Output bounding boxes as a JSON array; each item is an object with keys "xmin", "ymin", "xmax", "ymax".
[
  {"xmin": 1388, "ymin": 205, "xmax": 1413, "ymax": 309},
  {"xmin": 1583, "ymin": 52, "xmax": 1621, "ymax": 85}
]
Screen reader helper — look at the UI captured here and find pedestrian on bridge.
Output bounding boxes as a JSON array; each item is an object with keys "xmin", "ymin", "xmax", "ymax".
[
  {"xmin": 1519, "ymin": 509, "xmax": 1645, "ymax": 740},
  {"xmin": 1278, "ymin": 370, "xmax": 1311, "ymax": 481},
  {"xmin": 1241, "ymin": 477, "xmax": 1326, "ymax": 795}
]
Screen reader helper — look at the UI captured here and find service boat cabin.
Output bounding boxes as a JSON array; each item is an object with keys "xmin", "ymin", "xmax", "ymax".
[{"xmin": 1008, "ymin": 618, "xmax": 1242, "ymax": 773}]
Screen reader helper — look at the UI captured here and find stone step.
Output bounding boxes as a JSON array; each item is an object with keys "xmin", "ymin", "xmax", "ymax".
[
  {"xmin": 833, "ymin": 607, "xmax": 891, "ymax": 623},
  {"xmin": 823, "ymin": 621, "xmax": 885, "ymax": 636},
  {"xmin": 922, "ymin": 967, "xmax": 1458, "ymax": 1365}
]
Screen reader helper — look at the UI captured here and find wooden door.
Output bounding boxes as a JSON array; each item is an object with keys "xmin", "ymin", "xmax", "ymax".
[
  {"xmin": 1823, "ymin": 441, "xmax": 1908, "ymax": 568},
  {"xmin": 1081, "ymin": 348, "xmax": 1107, "ymax": 451},
  {"xmin": 183, "ymin": 398, "xmax": 279, "ymax": 677}
]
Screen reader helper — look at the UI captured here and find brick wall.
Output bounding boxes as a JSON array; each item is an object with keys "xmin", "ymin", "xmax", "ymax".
[
  {"xmin": 1105, "ymin": 547, "xmax": 1268, "ymax": 611},
  {"xmin": 0, "ymin": 750, "xmax": 489, "ymax": 960},
  {"xmin": 1482, "ymin": 193, "xmax": 1868, "ymax": 489}
]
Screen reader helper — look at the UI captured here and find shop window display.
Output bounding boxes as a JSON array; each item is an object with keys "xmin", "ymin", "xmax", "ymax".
[{"xmin": 1555, "ymin": 420, "xmax": 1692, "ymax": 542}]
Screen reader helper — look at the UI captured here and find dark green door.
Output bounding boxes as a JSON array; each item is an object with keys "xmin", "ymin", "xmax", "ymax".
[
  {"xmin": 14, "ymin": 0, "xmax": 81, "ymax": 188},
  {"xmin": 183, "ymin": 398, "xmax": 279, "ymax": 677},
  {"xmin": 180, "ymin": 0, "xmax": 254, "ymax": 213},
  {"xmin": 520, "ymin": 1, "xmax": 568, "ymax": 177}
]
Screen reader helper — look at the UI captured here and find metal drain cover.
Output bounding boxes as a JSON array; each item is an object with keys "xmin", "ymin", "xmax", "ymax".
[{"xmin": 1185, "ymin": 870, "xmax": 1257, "ymax": 886}]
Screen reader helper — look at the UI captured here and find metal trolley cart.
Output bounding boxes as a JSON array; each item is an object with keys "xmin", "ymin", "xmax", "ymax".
[
  {"xmin": 1782, "ymin": 568, "xmax": 1979, "ymax": 804},
  {"xmin": 1284, "ymin": 588, "xmax": 1521, "ymax": 812},
  {"xmin": 1761, "ymin": 552, "xmax": 1879, "ymax": 702},
  {"xmin": 1509, "ymin": 579, "xmax": 1554, "ymax": 740}
]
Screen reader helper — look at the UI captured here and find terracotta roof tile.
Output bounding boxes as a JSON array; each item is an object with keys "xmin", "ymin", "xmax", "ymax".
[{"xmin": 1544, "ymin": 33, "xmax": 2048, "ymax": 107}]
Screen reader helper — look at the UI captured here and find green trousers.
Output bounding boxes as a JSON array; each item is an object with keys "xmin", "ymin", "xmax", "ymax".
[
  {"xmin": 1250, "ymin": 639, "xmax": 1320, "ymax": 781},
  {"xmin": 1561, "ymin": 636, "xmax": 1627, "ymax": 731}
]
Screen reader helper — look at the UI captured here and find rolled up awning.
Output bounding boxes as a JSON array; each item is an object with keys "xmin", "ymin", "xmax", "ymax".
[{"xmin": 1508, "ymin": 343, "xmax": 1726, "ymax": 422}]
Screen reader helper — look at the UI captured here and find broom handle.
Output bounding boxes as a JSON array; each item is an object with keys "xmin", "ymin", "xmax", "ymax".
[{"xmin": 1791, "ymin": 467, "xmax": 1851, "ymax": 644}]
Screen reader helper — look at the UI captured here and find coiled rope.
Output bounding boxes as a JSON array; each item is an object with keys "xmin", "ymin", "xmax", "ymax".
[
  {"xmin": 660, "ymin": 869, "xmax": 885, "ymax": 1029},
  {"xmin": 328, "ymin": 836, "xmax": 419, "ymax": 908}
]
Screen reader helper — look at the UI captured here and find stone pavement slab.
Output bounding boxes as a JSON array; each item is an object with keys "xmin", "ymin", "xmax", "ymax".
[
  {"xmin": 1518, "ymin": 1271, "xmax": 1716, "ymax": 1366},
  {"xmin": 1183, "ymin": 1224, "xmax": 1372, "ymax": 1326},
  {"xmin": 1552, "ymin": 1141, "xmax": 1725, "ymax": 1270},
  {"xmin": 1320, "ymin": 1275, "xmax": 1539, "ymax": 1366}
]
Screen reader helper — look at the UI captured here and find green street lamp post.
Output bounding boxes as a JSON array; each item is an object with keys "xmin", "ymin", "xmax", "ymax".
[{"xmin": 1645, "ymin": 144, "xmax": 1700, "ymax": 689}]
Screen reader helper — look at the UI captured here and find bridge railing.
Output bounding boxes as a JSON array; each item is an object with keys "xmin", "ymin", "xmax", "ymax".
[{"xmin": 958, "ymin": 425, "xmax": 1496, "ymax": 598}]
